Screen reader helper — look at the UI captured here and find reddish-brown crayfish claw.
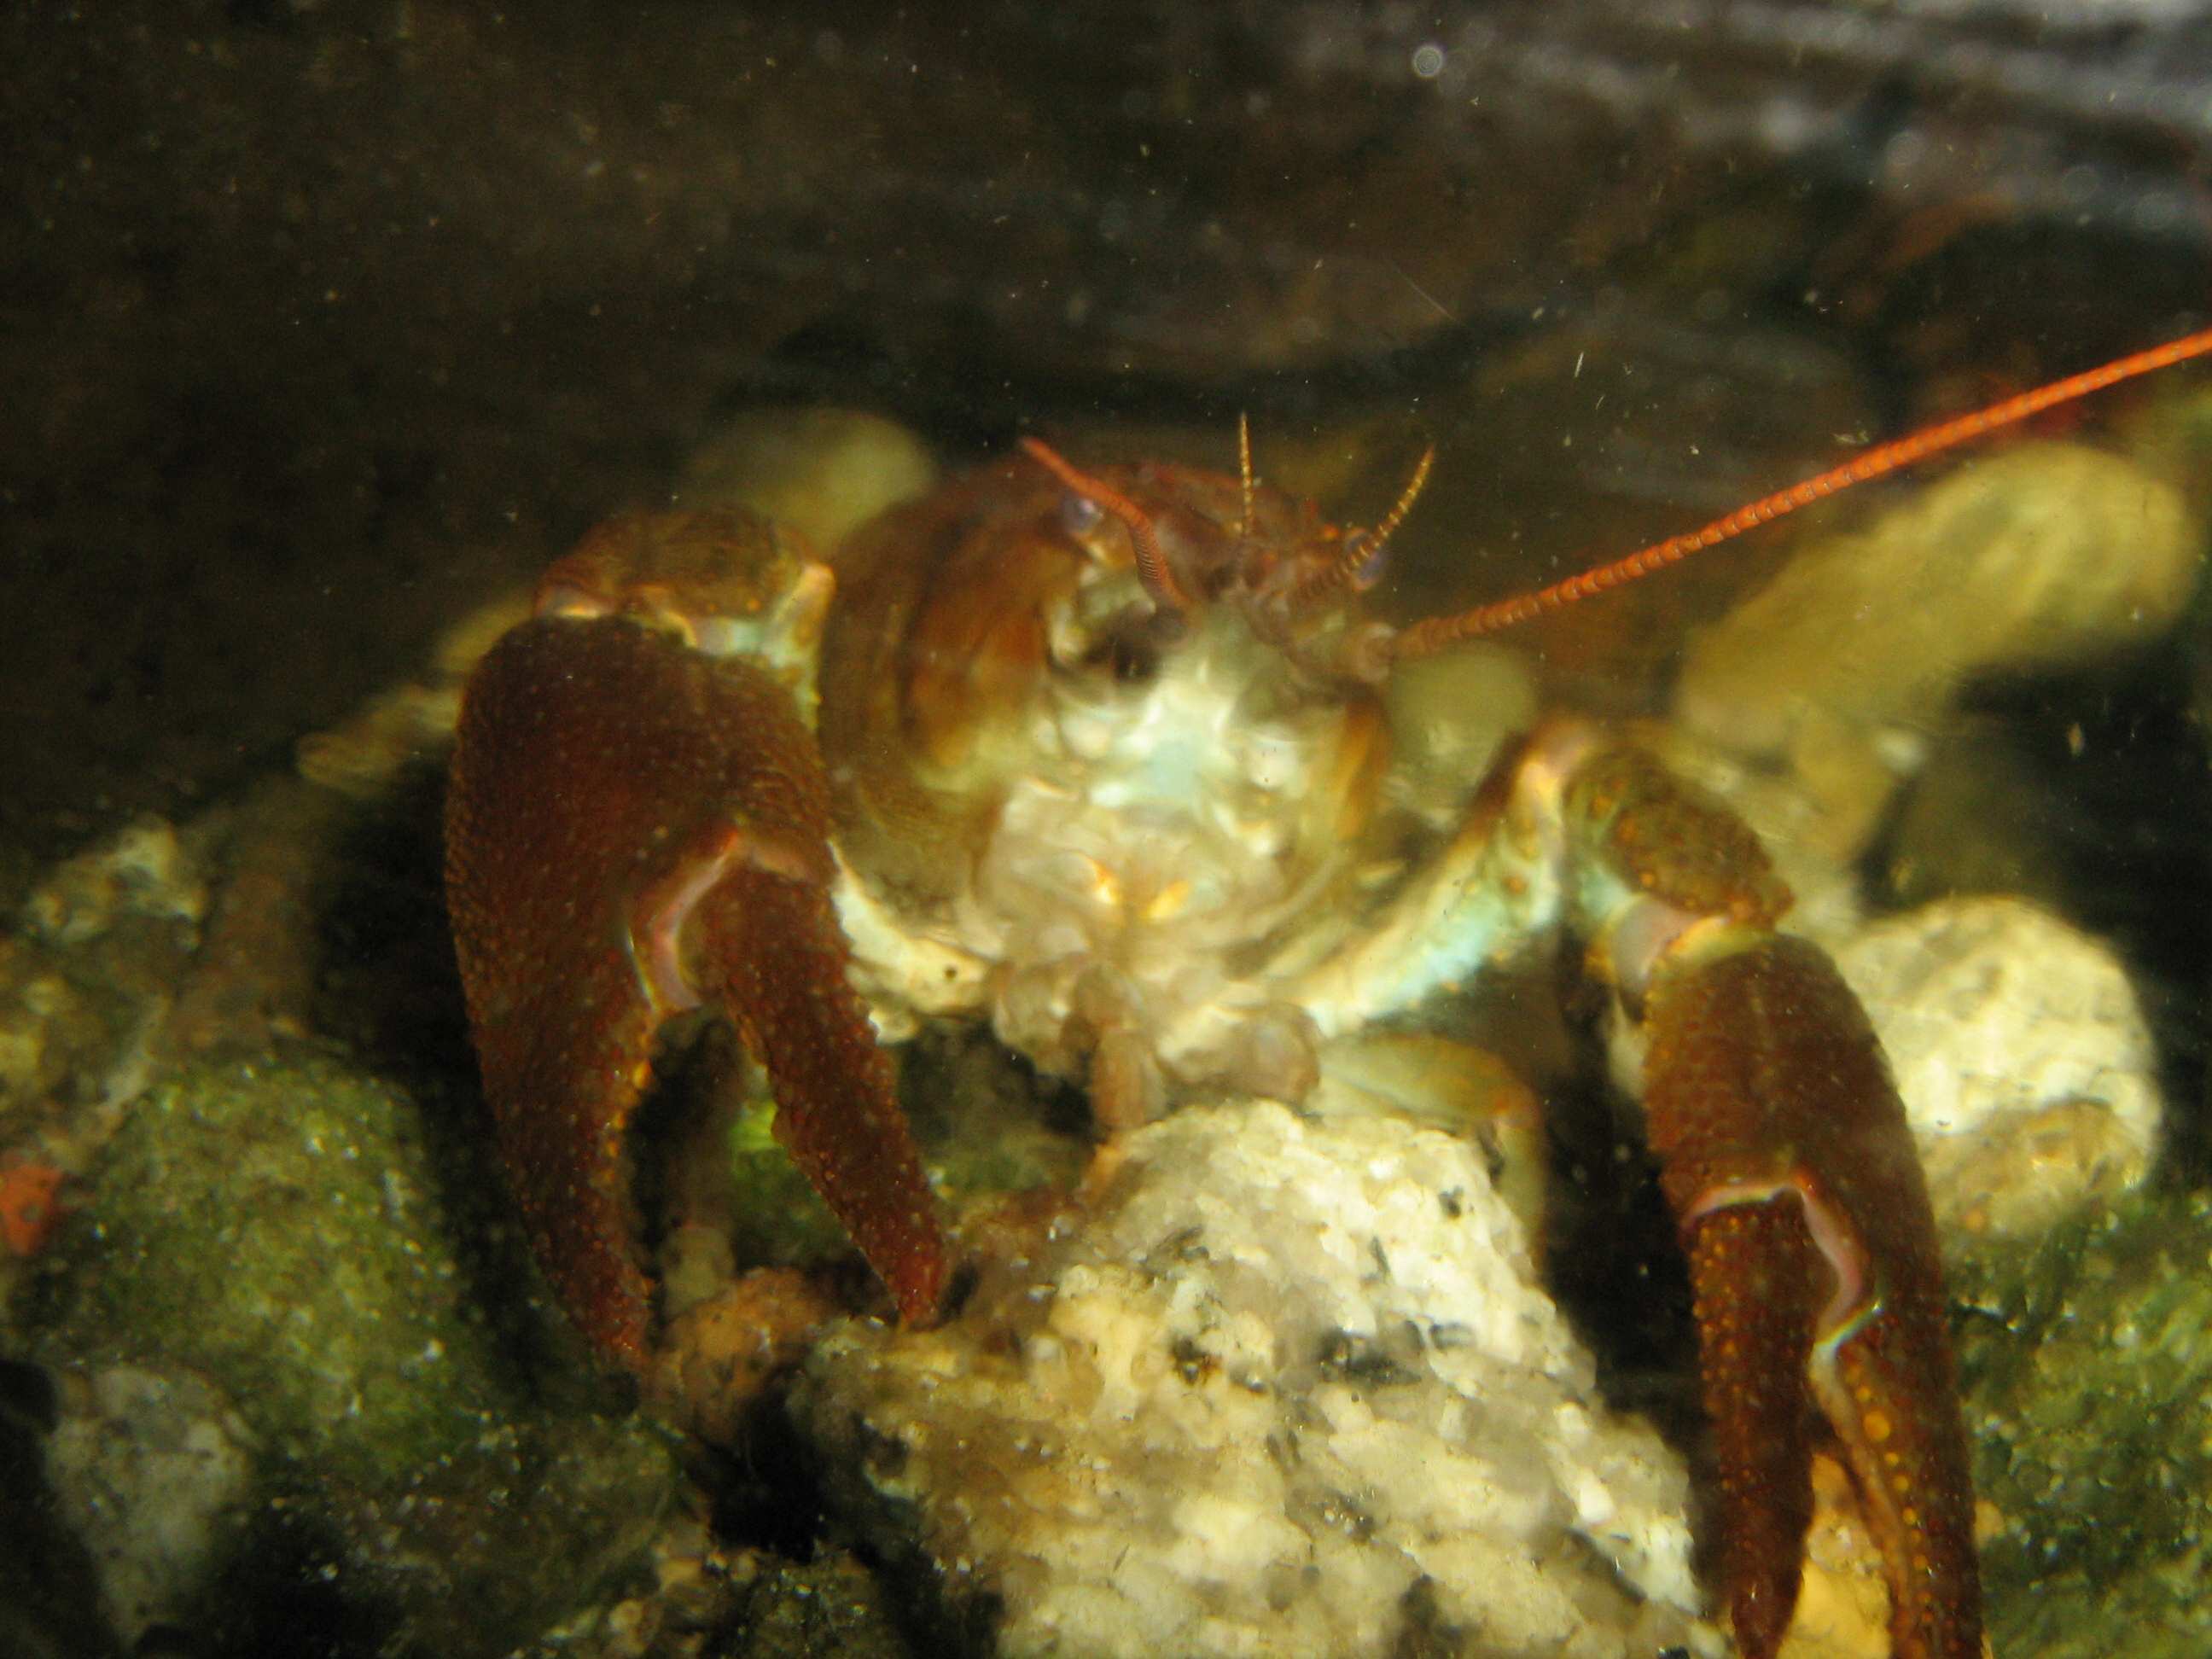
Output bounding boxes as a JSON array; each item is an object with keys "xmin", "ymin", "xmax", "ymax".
[
  {"xmin": 1644, "ymin": 934, "xmax": 1982, "ymax": 1659},
  {"xmin": 445, "ymin": 510, "xmax": 948, "ymax": 1371}
]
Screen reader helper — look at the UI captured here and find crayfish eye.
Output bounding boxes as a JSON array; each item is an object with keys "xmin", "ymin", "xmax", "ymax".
[
  {"xmin": 1058, "ymin": 491, "xmax": 1106, "ymax": 538},
  {"xmin": 1342, "ymin": 529, "xmax": 1390, "ymax": 592}
]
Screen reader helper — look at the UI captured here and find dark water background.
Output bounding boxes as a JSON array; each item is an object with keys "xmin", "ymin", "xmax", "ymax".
[
  {"xmin": 7, "ymin": 7, "xmax": 2212, "ymax": 1655},
  {"xmin": 9, "ymin": 0, "xmax": 2209, "ymax": 1151}
]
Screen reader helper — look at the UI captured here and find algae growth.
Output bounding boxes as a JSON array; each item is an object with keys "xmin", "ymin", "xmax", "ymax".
[
  {"xmin": 22, "ymin": 1050, "xmax": 683, "ymax": 1656},
  {"xmin": 1959, "ymin": 1187, "xmax": 2212, "ymax": 1659}
]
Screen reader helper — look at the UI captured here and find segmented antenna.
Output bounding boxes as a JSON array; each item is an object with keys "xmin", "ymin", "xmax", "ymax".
[
  {"xmin": 1020, "ymin": 437, "xmax": 1195, "ymax": 611},
  {"xmin": 1288, "ymin": 444, "xmax": 1437, "ymax": 608},
  {"xmin": 1353, "ymin": 444, "xmax": 1435, "ymax": 578},
  {"xmin": 1392, "ymin": 324, "xmax": 2212, "ymax": 660},
  {"xmin": 1237, "ymin": 412, "xmax": 1256, "ymax": 542}
]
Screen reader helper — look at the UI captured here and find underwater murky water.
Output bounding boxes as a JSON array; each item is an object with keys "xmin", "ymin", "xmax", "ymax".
[{"xmin": 4, "ymin": 5, "xmax": 2211, "ymax": 1656}]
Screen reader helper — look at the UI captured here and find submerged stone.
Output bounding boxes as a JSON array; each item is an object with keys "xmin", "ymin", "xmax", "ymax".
[
  {"xmin": 1833, "ymin": 896, "xmax": 2161, "ymax": 1243},
  {"xmin": 19, "ymin": 1049, "xmax": 682, "ymax": 1656},
  {"xmin": 793, "ymin": 1094, "xmax": 1708, "ymax": 1659}
]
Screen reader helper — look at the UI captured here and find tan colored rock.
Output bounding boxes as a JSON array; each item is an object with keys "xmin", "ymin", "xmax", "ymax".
[
  {"xmin": 1835, "ymin": 896, "xmax": 2161, "ymax": 1240},
  {"xmin": 1674, "ymin": 444, "xmax": 2199, "ymax": 859},
  {"xmin": 677, "ymin": 408, "xmax": 938, "ymax": 554},
  {"xmin": 794, "ymin": 1094, "xmax": 1710, "ymax": 1659}
]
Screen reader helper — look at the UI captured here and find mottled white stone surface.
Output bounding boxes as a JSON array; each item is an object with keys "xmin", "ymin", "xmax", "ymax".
[
  {"xmin": 44, "ymin": 1364, "xmax": 258, "ymax": 1643},
  {"xmin": 1837, "ymin": 895, "xmax": 2162, "ymax": 1238},
  {"xmin": 795, "ymin": 1095, "xmax": 1712, "ymax": 1659}
]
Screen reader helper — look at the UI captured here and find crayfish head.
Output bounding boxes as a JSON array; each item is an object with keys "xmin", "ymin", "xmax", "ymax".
[{"xmin": 1022, "ymin": 429, "xmax": 1432, "ymax": 692}]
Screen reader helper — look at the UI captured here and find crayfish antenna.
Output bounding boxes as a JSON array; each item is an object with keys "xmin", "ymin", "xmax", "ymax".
[
  {"xmin": 1237, "ymin": 411, "xmax": 1256, "ymax": 542},
  {"xmin": 1020, "ymin": 436, "xmax": 1196, "ymax": 612},
  {"xmin": 1286, "ymin": 442, "xmax": 1437, "ymax": 610},
  {"xmin": 1390, "ymin": 323, "xmax": 2212, "ymax": 661}
]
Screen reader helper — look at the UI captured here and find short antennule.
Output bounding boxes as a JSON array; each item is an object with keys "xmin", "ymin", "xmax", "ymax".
[
  {"xmin": 1392, "ymin": 323, "xmax": 2212, "ymax": 661},
  {"xmin": 1289, "ymin": 443, "xmax": 1436, "ymax": 608},
  {"xmin": 1237, "ymin": 412, "xmax": 1256, "ymax": 542}
]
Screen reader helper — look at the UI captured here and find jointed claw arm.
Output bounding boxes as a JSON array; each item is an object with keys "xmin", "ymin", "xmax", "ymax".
[
  {"xmin": 445, "ymin": 512, "xmax": 947, "ymax": 1370},
  {"xmin": 1288, "ymin": 719, "xmax": 1981, "ymax": 1659}
]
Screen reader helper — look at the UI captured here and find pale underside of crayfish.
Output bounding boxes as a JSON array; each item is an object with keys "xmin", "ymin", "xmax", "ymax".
[{"xmin": 444, "ymin": 324, "xmax": 2212, "ymax": 1659}]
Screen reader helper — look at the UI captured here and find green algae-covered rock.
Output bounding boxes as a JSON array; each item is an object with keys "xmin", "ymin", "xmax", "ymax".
[
  {"xmin": 1957, "ymin": 1186, "xmax": 2212, "ymax": 1659},
  {"xmin": 23, "ymin": 1049, "xmax": 682, "ymax": 1656}
]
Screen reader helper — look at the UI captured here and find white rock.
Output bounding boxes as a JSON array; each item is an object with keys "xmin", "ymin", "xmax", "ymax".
[
  {"xmin": 20, "ymin": 818, "xmax": 207, "ymax": 945},
  {"xmin": 794, "ymin": 1097, "xmax": 1712, "ymax": 1659},
  {"xmin": 44, "ymin": 1364, "xmax": 259, "ymax": 1643},
  {"xmin": 1835, "ymin": 895, "xmax": 2162, "ymax": 1239}
]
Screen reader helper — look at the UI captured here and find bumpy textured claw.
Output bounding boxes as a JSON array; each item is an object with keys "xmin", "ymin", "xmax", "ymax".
[
  {"xmin": 445, "ymin": 608, "xmax": 946, "ymax": 1370},
  {"xmin": 1642, "ymin": 934, "xmax": 1981, "ymax": 1659}
]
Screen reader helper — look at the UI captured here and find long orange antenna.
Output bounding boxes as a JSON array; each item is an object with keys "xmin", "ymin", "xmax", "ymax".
[
  {"xmin": 1020, "ymin": 437, "xmax": 1195, "ymax": 611},
  {"xmin": 1393, "ymin": 324, "xmax": 2212, "ymax": 660}
]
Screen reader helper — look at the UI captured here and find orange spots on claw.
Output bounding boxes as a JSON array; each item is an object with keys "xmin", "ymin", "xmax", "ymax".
[
  {"xmin": 447, "ymin": 602, "xmax": 947, "ymax": 1370},
  {"xmin": 1644, "ymin": 934, "xmax": 1981, "ymax": 1659}
]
